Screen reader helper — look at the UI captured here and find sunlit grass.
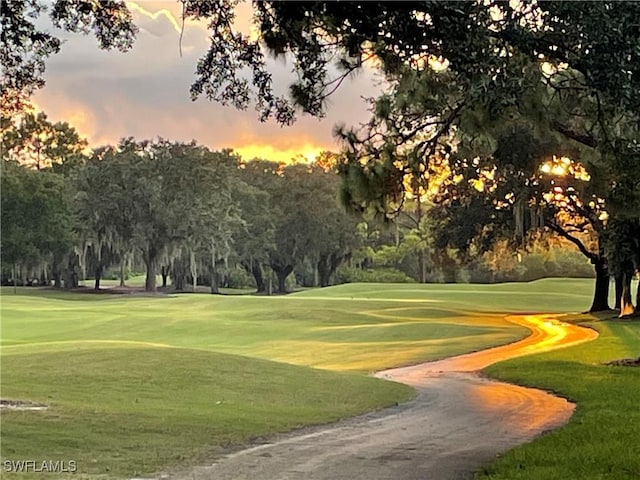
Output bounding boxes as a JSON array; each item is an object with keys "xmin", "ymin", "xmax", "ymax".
[
  {"xmin": 477, "ymin": 315, "xmax": 640, "ymax": 480},
  {"xmin": 1, "ymin": 284, "xmax": 538, "ymax": 372}
]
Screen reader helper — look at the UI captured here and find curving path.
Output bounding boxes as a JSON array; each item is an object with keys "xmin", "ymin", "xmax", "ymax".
[{"xmin": 168, "ymin": 315, "xmax": 597, "ymax": 480}]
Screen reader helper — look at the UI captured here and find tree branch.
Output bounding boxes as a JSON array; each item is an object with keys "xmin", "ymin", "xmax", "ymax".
[
  {"xmin": 545, "ymin": 219, "xmax": 597, "ymax": 263},
  {"xmin": 551, "ymin": 120, "xmax": 597, "ymax": 149}
]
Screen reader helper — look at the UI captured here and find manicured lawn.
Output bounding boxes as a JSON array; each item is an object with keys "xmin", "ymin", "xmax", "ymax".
[
  {"xmin": 0, "ymin": 278, "xmax": 614, "ymax": 478},
  {"xmin": 1, "ymin": 347, "xmax": 410, "ymax": 478},
  {"xmin": 478, "ymin": 315, "xmax": 640, "ymax": 480},
  {"xmin": 1, "ymin": 284, "xmax": 538, "ymax": 372}
]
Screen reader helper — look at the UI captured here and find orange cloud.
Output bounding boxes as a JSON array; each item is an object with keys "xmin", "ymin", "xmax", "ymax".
[
  {"xmin": 235, "ymin": 144, "xmax": 326, "ymax": 163},
  {"xmin": 30, "ymin": 1, "xmax": 382, "ymax": 163}
]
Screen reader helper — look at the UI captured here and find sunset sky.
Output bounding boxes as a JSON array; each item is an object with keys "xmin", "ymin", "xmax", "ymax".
[{"xmin": 32, "ymin": 1, "xmax": 382, "ymax": 163}]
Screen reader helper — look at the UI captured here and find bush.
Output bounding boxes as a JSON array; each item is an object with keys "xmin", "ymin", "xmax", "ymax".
[
  {"xmin": 455, "ymin": 266, "xmax": 472, "ymax": 283},
  {"xmin": 223, "ymin": 267, "xmax": 255, "ymax": 289},
  {"xmin": 554, "ymin": 250, "xmax": 595, "ymax": 278},
  {"xmin": 522, "ymin": 254, "xmax": 548, "ymax": 281},
  {"xmin": 335, "ymin": 266, "xmax": 416, "ymax": 284},
  {"xmin": 468, "ymin": 262, "xmax": 494, "ymax": 283}
]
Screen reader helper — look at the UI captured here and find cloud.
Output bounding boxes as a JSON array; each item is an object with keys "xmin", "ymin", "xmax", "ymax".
[{"xmin": 33, "ymin": 2, "xmax": 383, "ymax": 162}]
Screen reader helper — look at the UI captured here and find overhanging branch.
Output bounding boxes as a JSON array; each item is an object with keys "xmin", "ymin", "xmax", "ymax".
[
  {"xmin": 544, "ymin": 219, "xmax": 598, "ymax": 263},
  {"xmin": 551, "ymin": 121, "xmax": 597, "ymax": 149}
]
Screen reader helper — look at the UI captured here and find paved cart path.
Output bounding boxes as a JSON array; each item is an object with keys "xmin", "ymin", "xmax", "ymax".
[{"xmin": 167, "ymin": 314, "xmax": 597, "ymax": 480}]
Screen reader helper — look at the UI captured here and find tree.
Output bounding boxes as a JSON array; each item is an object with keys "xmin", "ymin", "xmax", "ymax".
[
  {"xmin": 74, "ymin": 148, "xmax": 136, "ymax": 289},
  {"xmin": 82, "ymin": 139, "xmax": 244, "ymax": 293},
  {"xmin": 183, "ymin": 2, "xmax": 639, "ymax": 303},
  {"xmin": 1, "ymin": 0, "xmax": 137, "ymax": 116},
  {"xmin": 1, "ymin": 161, "xmax": 74, "ymax": 287},
  {"xmin": 232, "ymin": 178, "xmax": 275, "ymax": 293},
  {"xmin": 2, "ymin": 111, "xmax": 88, "ymax": 172},
  {"xmin": 177, "ymin": 1, "xmax": 640, "ymax": 171},
  {"xmin": 237, "ymin": 159, "xmax": 360, "ymax": 292},
  {"xmin": 605, "ymin": 218, "xmax": 640, "ymax": 317},
  {"xmin": 305, "ymin": 161, "xmax": 361, "ymax": 287}
]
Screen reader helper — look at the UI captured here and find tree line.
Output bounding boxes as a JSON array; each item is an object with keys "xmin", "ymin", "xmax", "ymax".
[
  {"xmin": 2, "ymin": 111, "xmax": 637, "ymax": 316},
  {"xmin": 1, "ymin": 124, "xmax": 364, "ymax": 294}
]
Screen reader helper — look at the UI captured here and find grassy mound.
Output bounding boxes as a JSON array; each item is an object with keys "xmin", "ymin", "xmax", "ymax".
[{"xmin": 1, "ymin": 346, "xmax": 412, "ymax": 477}]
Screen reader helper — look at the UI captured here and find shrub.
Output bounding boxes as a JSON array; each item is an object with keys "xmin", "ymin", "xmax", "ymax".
[
  {"xmin": 335, "ymin": 266, "xmax": 416, "ymax": 284},
  {"xmin": 223, "ymin": 267, "xmax": 255, "ymax": 289}
]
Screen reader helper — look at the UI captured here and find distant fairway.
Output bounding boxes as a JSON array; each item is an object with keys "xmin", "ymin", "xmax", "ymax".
[{"xmin": 0, "ymin": 279, "xmax": 605, "ymax": 477}]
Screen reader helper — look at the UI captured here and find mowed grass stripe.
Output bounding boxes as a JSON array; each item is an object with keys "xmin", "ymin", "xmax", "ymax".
[{"xmin": 1, "ymin": 284, "xmax": 537, "ymax": 371}]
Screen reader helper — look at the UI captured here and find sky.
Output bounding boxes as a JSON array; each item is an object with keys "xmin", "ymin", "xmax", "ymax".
[{"xmin": 33, "ymin": 1, "xmax": 383, "ymax": 163}]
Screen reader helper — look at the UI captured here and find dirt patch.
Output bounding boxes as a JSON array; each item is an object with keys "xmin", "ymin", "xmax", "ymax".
[
  {"xmin": 0, "ymin": 399, "xmax": 48, "ymax": 411},
  {"xmin": 62, "ymin": 286, "xmax": 170, "ymax": 296},
  {"xmin": 605, "ymin": 357, "xmax": 640, "ymax": 367}
]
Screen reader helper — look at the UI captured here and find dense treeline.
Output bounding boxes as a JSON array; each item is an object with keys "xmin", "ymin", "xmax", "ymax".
[
  {"xmin": 0, "ymin": 143, "xmax": 602, "ymax": 294},
  {"xmin": 1, "ymin": 110, "xmax": 638, "ymax": 316},
  {"xmin": 1, "ymin": 134, "xmax": 363, "ymax": 294}
]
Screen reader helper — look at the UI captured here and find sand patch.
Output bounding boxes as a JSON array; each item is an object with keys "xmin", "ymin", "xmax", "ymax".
[{"xmin": 0, "ymin": 399, "xmax": 48, "ymax": 411}]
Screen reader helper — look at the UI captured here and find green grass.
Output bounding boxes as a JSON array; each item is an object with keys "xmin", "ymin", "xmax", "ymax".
[
  {"xmin": 1, "ymin": 347, "xmax": 409, "ymax": 478},
  {"xmin": 0, "ymin": 278, "xmax": 618, "ymax": 478},
  {"xmin": 477, "ymin": 316, "xmax": 640, "ymax": 480},
  {"xmin": 1, "ymin": 283, "xmax": 539, "ymax": 372}
]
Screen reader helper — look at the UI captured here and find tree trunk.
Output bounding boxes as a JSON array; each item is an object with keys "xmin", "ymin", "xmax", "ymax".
[
  {"xmin": 317, "ymin": 255, "xmax": 331, "ymax": 287},
  {"xmin": 189, "ymin": 250, "xmax": 198, "ymax": 293},
  {"xmin": 94, "ymin": 265, "xmax": 103, "ymax": 290},
  {"xmin": 145, "ymin": 264, "xmax": 156, "ymax": 291},
  {"xmin": 161, "ymin": 266, "xmax": 168, "ymax": 288},
  {"xmin": 210, "ymin": 258, "xmax": 219, "ymax": 294},
  {"xmin": 174, "ymin": 271, "xmax": 185, "ymax": 291},
  {"xmin": 394, "ymin": 221, "xmax": 400, "ymax": 247},
  {"xmin": 619, "ymin": 270, "xmax": 635, "ymax": 317},
  {"xmin": 12, "ymin": 264, "xmax": 17, "ymax": 294},
  {"xmin": 64, "ymin": 269, "xmax": 79, "ymax": 289},
  {"xmin": 614, "ymin": 274, "xmax": 623, "ymax": 310},
  {"xmin": 418, "ymin": 249, "xmax": 427, "ymax": 283},
  {"xmin": 144, "ymin": 247, "xmax": 158, "ymax": 292},
  {"xmin": 251, "ymin": 262, "xmax": 266, "ymax": 293},
  {"xmin": 63, "ymin": 256, "xmax": 79, "ymax": 289},
  {"xmin": 415, "ymin": 188, "xmax": 427, "ymax": 284},
  {"xmin": 241, "ymin": 260, "xmax": 263, "ymax": 293},
  {"xmin": 589, "ymin": 258, "xmax": 610, "ymax": 312},
  {"xmin": 636, "ymin": 280, "xmax": 640, "ymax": 315},
  {"xmin": 210, "ymin": 271, "xmax": 220, "ymax": 294},
  {"xmin": 272, "ymin": 264, "xmax": 293, "ymax": 293},
  {"xmin": 277, "ymin": 272, "xmax": 287, "ymax": 293},
  {"xmin": 119, "ymin": 256, "xmax": 127, "ymax": 287},
  {"xmin": 53, "ymin": 269, "xmax": 62, "ymax": 289},
  {"xmin": 318, "ymin": 253, "xmax": 347, "ymax": 287}
]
